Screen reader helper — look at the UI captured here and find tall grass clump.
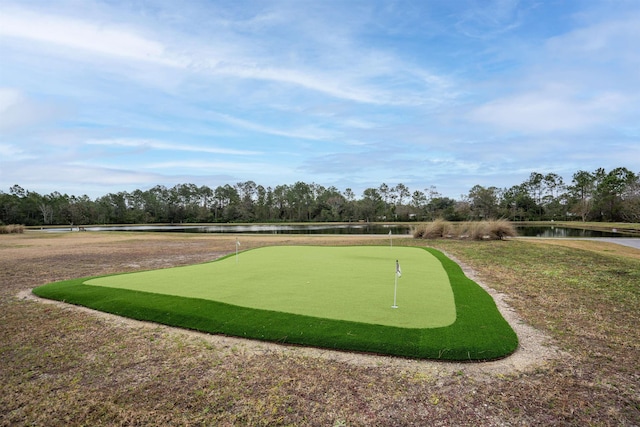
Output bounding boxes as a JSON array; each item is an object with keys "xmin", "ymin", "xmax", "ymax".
[
  {"xmin": 413, "ymin": 219, "xmax": 516, "ymax": 240},
  {"xmin": 0, "ymin": 224, "xmax": 25, "ymax": 234},
  {"xmin": 487, "ymin": 218, "xmax": 518, "ymax": 240},
  {"xmin": 412, "ymin": 218, "xmax": 454, "ymax": 239},
  {"xmin": 458, "ymin": 221, "xmax": 488, "ymax": 240}
]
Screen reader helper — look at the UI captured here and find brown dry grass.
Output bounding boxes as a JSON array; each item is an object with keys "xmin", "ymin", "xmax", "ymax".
[
  {"xmin": 1, "ymin": 231, "xmax": 639, "ymax": 426},
  {"xmin": 413, "ymin": 219, "xmax": 517, "ymax": 240},
  {"xmin": 0, "ymin": 224, "xmax": 24, "ymax": 234},
  {"xmin": 522, "ymin": 237, "xmax": 640, "ymax": 261}
]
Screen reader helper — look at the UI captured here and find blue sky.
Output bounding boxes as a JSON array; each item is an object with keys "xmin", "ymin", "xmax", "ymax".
[{"xmin": 1, "ymin": 0, "xmax": 639, "ymax": 199}]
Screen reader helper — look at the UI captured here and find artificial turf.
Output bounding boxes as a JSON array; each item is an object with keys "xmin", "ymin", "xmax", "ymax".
[
  {"xmin": 33, "ymin": 246, "xmax": 518, "ymax": 361},
  {"xmin": 84, "ymin": 246, "xmax": 455, "ymax": 328}
]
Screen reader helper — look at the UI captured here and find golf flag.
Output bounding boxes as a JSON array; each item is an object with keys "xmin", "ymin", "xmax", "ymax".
[
  {"xmin": 392, "ymin": 259, "xmax": 401, "ymax": 308},
  {"xmin": 236, "ymin": 238, "xmax": 240, "ymax": 247},
  {"xmin": 235, "ymin": 238, "xmax": 240, "ymax": 263},
  {"xmin": 389, "ymin": 230, "xmax": 392, "ymax": 248}
]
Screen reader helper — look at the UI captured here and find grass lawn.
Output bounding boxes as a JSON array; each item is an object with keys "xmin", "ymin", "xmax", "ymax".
[{"xmin": 34, "ymin": 245, "xmax": 517, "ymax": 360}]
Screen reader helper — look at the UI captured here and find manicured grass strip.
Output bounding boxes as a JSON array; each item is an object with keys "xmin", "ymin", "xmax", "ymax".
[{"xmin": 33, "ymin": 248, "xmax": 517, "ymax": 360}]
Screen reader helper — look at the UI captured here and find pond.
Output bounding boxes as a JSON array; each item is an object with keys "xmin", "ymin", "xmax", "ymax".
[
  {"xmin": 39, "ymin": 224, "xmax": 636, "ymax": 237},
  {"xmin": 515, "ymin": 226, "xmax": 634, "ymax": 238},
  {"xmin": 49, "ymin": 223, "xmax": 410, "ymax": 235}
]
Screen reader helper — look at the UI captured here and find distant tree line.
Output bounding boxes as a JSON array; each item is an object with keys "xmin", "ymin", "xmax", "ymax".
[{"xmin": 1, "ymin": 167, "xmax": 638, "ymax": 226}]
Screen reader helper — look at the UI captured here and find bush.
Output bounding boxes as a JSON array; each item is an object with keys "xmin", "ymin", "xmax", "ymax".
[
  {"xmin": 0, "ymin": 224, "xmax": 25, "ymax": 234},
  {"xmin": 458, "ymin": 221, "xmax": 486, "ymax": 240},
  {"xmin": 412, "ymin": 218, "xmax": 455, "ymax": 239},
  {"xmin": 488, "ymin": 219, "xmax": 518, "ymax": 240},
  {"xmin": 413, "ymin": 220, "xmax": 516, "ymax": 240}
]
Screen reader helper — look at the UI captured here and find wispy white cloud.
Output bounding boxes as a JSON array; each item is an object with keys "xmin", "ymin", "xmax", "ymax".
[
  {"xmin": 0, "ymin": 87, "xmax": 60, "ymax": 132},
  {"xmin": 467, "ymin": 5, "xmax": 639, "ymax": 136},
  {"xmin": 141, "ymin": 160, "xmax": 276, "ymax": 174},
  {"xmin": 454, "ymin": 0, "xmax": 523, "ymax": 39},
  {"xmin": 85, "ymin": 138, "xmax": 262, "ymax": 156},
  {"xmin": 0, "ymin": 142, "xmax": 32, "ymax": 160},
  {"xmin": 209, "ymin": 112, "xmax": 340, "ymax": 142},
  {"xmin": 469, "ymin": 88, "xmax": 629, "ymax": 133},
  {"xmin": 0, "ymin": 7, "xmax": 176, "ymax": 66},
  {"xmin": 546, "ymin": 14, "xmax": 640, "ymax": 62},
  {"xmin": 0, "ymin": 4, "xmax": 454, "ymax": 108},
  {"xmin": 1, "ymin": 160, "xmax": 163, "ymax": 190}
]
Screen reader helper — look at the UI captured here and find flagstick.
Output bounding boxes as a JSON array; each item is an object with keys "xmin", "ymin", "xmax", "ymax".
[
  {"xmin": 392, "ymin": 259, "xmax": 399, "ymax": 308},
  {"xmin": 389, "ymin": 230, "xmax": 392, "ymax": 249},
  {"xmin": 392, "ymin": 272, "xmax": 398, "ymax": 309},
  {"xmin": 235, "ymin": 238, "xmax": 239, "ymax": 263}
]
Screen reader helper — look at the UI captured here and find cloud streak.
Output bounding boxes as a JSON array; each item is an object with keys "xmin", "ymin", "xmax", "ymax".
[
  {"xmin": 85, "ymin": 138, "xmax": 262, "ymax": 156},
  {"xmin": 469, "ymin": 89, "xmax": 629, "ymax": 133},
  {"xmin": 0, "ymin": 7, "xmax": 173, "ymax": 65}
]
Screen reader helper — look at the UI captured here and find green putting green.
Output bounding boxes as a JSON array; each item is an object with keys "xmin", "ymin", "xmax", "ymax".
[
  {"xmin": 85, "ymin": 246, "xmax": 455, "ymax": 328},
  {"xmin": 34, "ymin": 245, "xmax": 519, "ymax": 360}
]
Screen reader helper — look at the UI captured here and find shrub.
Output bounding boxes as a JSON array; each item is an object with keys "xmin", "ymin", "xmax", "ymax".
[
  {"xmin": 487, "ymin": 218, "xmax": 518, "ymax": 240},
  {"xmin": 459, "ymin": 221, "xmax": 488, "ymax": 240},
  {"xmin": 413, "ymin": 220, "xmax": 516, "ymax": 241},
  {"xmin": 412, "ymin": 218, "xmax": 455, "ymax": 239},
  {"xmin": 412, "ymin": 223, "xmax": 426, "ymax": 238},
  {"xmin": 0, "ymin": 224, "xmax": 25, "ymax": 234}
]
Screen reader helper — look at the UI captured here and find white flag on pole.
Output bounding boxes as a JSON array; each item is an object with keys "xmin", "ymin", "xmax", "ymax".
[{"xmin": 392, "ymin": 259, "xmax": 401, "ymax": 308}]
